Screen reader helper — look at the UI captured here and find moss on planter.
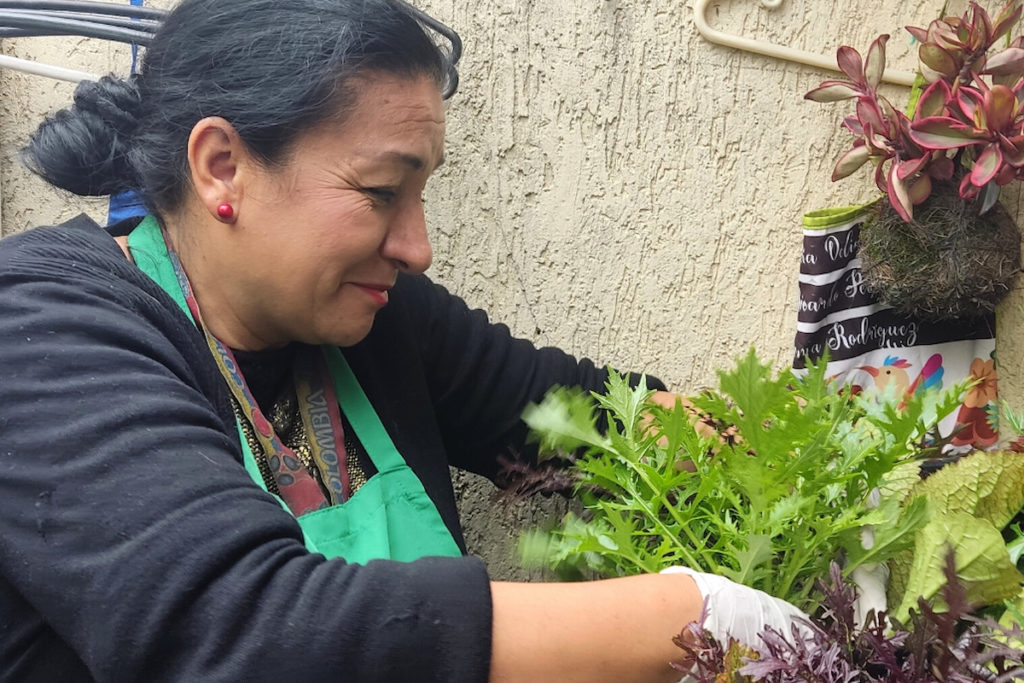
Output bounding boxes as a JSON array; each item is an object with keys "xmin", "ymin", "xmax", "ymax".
[{"xmin": 859, "ymin": 186, "xmax": 1021, "ymax": 320}]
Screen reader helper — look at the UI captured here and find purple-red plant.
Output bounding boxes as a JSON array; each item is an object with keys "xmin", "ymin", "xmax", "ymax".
[
  {"xmin": 806, "ymin": 1, "xmax": 1024, "ymax": 221},
  {"xmin": 673, "ymin": 559, "xmax": 1024, "ymax": 682}
]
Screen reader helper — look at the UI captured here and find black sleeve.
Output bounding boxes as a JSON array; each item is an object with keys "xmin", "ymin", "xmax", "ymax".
[
  {"xmin": 394, "ymin": 274, "xmax": 666, "ymax": 482},
  {"xmin": 0, "ymin": 227, "xmax": 492, "ymax": 683}
]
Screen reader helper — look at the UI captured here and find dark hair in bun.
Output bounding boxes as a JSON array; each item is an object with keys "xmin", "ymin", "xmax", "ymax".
[
  {"xmin": 22, "ymin": 75, "xmax": 142, "ymax": 197},
  {"xmin": 22, "ymin": 0, "xmax": 452, "ymax": 214}
]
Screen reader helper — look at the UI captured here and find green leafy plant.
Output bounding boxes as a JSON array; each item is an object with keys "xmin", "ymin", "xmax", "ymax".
[
  {"xmin": 882, "ymin": 449, "xmax": 1024, "ymax": 622},
  {"xmin": 520, "ymin": 349, "xmax": 965, "ymax": 612}
]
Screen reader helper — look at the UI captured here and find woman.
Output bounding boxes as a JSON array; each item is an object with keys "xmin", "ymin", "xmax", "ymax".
[{"xmin": 0, "ymin": 1, "xmax": 805, "ymax": 681}]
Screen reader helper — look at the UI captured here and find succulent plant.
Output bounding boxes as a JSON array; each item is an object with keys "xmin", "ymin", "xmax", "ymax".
[{"xmin": 806, "ymin": 1, "xmax": 1024, "ymax": 221}]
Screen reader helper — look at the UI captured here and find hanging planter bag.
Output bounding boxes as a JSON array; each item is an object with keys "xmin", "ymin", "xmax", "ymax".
[
  {"xmin": 794, "ymin": 205, "xmax": 999, "ymax": 452},
  {"xmin": 858, "ymin": 184, "xmax": 1021, "ymax": 321}
]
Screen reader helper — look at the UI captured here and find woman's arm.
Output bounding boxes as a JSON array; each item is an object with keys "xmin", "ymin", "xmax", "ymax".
[
  {"xmin": 491, "ymin": 572, "xmax": 701, "ymax": 683},
  {"xmin": 390, "ymin": 273, "xmax": 666, "ymax": 480},
  {"xmin": 492, "ymin": 567, "xmax": 808, "ymax": 682}
]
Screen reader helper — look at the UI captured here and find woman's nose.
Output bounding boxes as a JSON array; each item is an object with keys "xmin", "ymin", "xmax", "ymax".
[{"xmin": 381, "ymin": 201, "xmax": 433, "ymax": 274}]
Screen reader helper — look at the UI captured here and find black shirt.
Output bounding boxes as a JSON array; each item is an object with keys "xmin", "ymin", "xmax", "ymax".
[{"xmin": 0, "ymin": 216, "xmax": 663, "ymax": 682}]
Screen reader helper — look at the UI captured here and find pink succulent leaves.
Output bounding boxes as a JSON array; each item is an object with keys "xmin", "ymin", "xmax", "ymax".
[
  {"xmin": 806, "ymin": 1, "xmax": 1024, "ymax": 221},
  {"xmin": 909, "ymin": 83, "xmax": 1024, "ymax": 199},
  {"xmin": 805, "ymin": 35, "xmax": 889, "ymax": 103},
  {"xmin": 907, "ymin": 0, "xmax": 1023, "ymax": 82}
]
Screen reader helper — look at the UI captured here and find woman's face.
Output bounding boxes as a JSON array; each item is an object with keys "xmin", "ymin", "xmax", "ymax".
[{"xmin": 219, "ymin": 73, "xmax": 445, "ymax": 349}]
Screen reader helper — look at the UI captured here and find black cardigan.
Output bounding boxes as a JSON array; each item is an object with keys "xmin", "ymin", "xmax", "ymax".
[{"xmin": 0, "ymin": 216, "xmax": 663, "ymax": 682}]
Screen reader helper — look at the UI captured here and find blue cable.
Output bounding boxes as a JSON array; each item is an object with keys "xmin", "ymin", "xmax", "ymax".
[
  {"xmin": 129, "ymin": 0, "xmax": 141, "ymax": 72},
  {"xmin": 108, "ymin": 0, "xmax": 147, "ymax": 223}
]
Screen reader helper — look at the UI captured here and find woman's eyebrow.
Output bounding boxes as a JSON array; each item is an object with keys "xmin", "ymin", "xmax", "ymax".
[{"xmin": 376, "ymin": 150, "xmax": 445, "ymax": 171}]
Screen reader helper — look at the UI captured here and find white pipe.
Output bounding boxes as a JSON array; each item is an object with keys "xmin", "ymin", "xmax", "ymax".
[
  {"xmin": 693, "ymin": 0, "xmax": 917, "ymax": 87},
  {"xmin": 0, "ymin": 53, "xmax": 97, "ymax": 83}
]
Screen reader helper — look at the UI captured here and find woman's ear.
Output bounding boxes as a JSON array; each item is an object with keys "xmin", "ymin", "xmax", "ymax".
[{"xmin": 186, "ymin": 117, "xmax": 245, "ymax": 223}]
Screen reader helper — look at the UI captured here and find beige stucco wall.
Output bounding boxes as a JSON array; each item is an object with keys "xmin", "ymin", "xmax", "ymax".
[{"xmin": 2, "ymin": 0, "xmax": 1021, "ymax": 579}]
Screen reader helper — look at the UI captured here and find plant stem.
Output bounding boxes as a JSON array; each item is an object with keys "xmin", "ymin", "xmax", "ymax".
[{"xmin": 622, "ymin": 458, "xmax": 718, "ymax": 573}]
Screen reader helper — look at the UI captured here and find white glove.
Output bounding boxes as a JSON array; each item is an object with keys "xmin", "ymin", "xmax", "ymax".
[
  {"xmin": 661, "ymin": 566, "xmax": 810, "ymax": 651},
  {"xmin": 849, "ymin": 494, "xmax": 889, "ymax": 629},
  {"xmin": 849, "ymin": 562, "xmax": 889, "ymax": 628}
]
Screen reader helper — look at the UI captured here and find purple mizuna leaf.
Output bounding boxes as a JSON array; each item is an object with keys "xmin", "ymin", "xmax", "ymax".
[
  {"xmin": 864, "ymin": 35, "xmax": 889, "ymax": 89},
  {"xmin": 738, "ymin": 658, "xmax": 793, "ymax": 677},
  {"xmin": 832, "ymin": 144, "xmax": 871, "ymax": 180},
  {"xmin": 971, "ymin": 144, "xmax": 1004, "ymax": 186}
]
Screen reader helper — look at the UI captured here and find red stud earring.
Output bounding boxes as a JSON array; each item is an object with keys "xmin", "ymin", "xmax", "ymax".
[{"xmin": 216, "ymin": 203, "xmax": 235, "ymax": 220}]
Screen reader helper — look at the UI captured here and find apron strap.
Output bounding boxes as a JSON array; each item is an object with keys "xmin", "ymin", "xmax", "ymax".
[
  {"xmin": 125, "ymin": 215, "xmax": 461, "ymax": 560},
  {"xmin": 322, "ymin": 346, "xmax": 408, "ymax": 474},
  {"xmin": 127, "ymin": 215, "xmax": 195, "ymax": 324},
  {"xmin": 129, "ymin": 216, "xmax": 408, "ymax": 476}
]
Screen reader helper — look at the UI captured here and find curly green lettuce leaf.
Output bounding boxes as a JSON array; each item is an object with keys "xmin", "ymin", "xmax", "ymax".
[{"xmin": 913, "ymin": 451, "xmax": 1024, "ymax": 529}]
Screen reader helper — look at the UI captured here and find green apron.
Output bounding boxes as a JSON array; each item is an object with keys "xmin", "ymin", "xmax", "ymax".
[{"xmin": 128, "ymin": 216, "xmax": 462, "ymax": 563}]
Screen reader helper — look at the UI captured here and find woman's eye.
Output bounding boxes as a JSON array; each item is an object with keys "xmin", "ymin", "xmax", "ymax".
[{"xmin": 364, "ymin": 188, "xmax": 397, "ymax": 205}]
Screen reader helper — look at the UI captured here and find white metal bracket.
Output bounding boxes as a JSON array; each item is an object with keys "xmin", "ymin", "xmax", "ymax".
[{"xmin": 694, "ymin": 0, "xmax": 917, "ymax": 87}]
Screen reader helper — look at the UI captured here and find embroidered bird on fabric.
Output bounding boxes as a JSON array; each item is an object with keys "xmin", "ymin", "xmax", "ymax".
[{"xmin": 858, "ymin": 354, "xmax": 944, "ymax": 409}]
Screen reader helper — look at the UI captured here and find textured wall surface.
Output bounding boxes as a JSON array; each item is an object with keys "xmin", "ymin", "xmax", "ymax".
[{"xmin": 2, "ymin": 0, "xmax": 1022, "ymax": 580}]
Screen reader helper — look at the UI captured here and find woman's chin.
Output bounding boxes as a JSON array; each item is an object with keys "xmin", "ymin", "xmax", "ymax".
[{"xmin": 314, "ymin": 319, "xmax": 376, "ymax": 348}]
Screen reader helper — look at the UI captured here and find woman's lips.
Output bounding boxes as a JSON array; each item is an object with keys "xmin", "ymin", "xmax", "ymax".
[{"xmin": 352, "ymin": 283, "xmax": 391, "ymax": 307}]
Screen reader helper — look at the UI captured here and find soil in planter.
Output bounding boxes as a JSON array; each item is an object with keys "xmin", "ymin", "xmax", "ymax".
[{"xmin": 859, "ymin": 186, "xmax": 1022, "ymax": 320}]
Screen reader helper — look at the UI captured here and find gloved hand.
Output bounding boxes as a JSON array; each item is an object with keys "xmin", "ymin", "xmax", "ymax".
[
  {"xmin": 849, "ymin": 562, "xmax": 889, "ymax": 628},
  {"xmin": 661, "ymin": 566, "xmax": 810, "ymax": 651},
  {"xmin": 848, "ymin": 492, "xmax": 889, "ymax": 629}
]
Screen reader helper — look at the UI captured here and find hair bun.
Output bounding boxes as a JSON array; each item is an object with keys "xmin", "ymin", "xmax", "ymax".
[
  {"xmin": 73, "ymin": 75, "xmax": 142, "ymax": 134},
  {"xmin": 21, "ymin": 75, "xmax": 143, "ymax": 197}
]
